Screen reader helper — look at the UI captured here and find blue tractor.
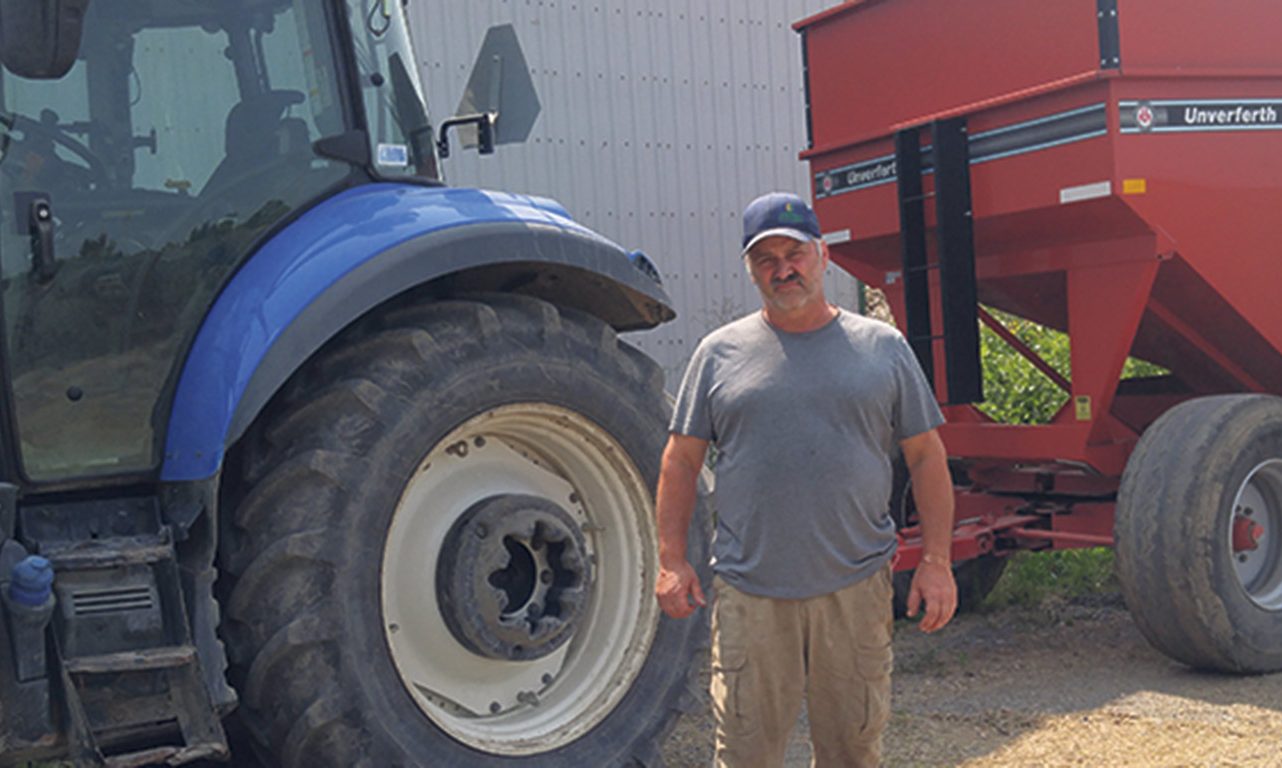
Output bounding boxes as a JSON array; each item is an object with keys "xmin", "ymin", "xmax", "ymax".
[{"xmin": 0, "ymin": 1, "xmax": 708, "ymax": 765}]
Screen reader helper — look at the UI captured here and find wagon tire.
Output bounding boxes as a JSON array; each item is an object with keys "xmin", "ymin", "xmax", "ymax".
[
  {"xmin": 217, "ymin": 294, "xmax": 711, "ymax": 766},
  {"xmin": 1116, "ymin": 394, "xmax": 1282, "ymax": 673}
]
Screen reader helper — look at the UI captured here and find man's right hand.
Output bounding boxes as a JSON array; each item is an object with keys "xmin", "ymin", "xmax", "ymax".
[
  {"xmin": 656, "ymin": 559, "xmax": 706, "ymax": 619},
  {"xmin": 654, "ymin": 433, "xmax": 711, "ymax": 620}
]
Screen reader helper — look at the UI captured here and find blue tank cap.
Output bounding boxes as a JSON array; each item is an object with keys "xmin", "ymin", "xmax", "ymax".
[{"xmin": 9, "ymin": 555, "xmax": 54, "ymax": 607}]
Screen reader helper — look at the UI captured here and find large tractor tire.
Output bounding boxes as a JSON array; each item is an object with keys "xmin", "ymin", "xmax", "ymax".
[
  {"xmin": 888, "ymin": 458, "xmax": 1006, "ymax": 618},
  {"xmin": 1116, "ymin": 394, "xmax": 1282, "ymax": 673},
  {"xmin": 217, "ymin": 295, "xmax": 710, "ymax": 766}
]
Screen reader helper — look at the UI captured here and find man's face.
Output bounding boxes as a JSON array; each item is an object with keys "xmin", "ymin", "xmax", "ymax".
[{"xmin": 744, "ymin": 235, "xmax": 828, "ymax": 313}]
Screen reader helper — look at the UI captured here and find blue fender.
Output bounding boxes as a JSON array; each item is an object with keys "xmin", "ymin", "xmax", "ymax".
[{"xmin": 160, "ymin": 183, "xmax": 672, "ymax": 482}]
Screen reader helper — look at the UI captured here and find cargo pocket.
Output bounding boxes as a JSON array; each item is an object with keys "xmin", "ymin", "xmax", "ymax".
[
  {"xmin": 710, "ymin": 580, "xmax": 753, "ymax": 735},
  {"xmin": 853, "ymin": 567, "xmax": 894, "ymax": 736},
  {"xmin": 853, "ymin": 641, "xmax": 892, "ymax": 736}
]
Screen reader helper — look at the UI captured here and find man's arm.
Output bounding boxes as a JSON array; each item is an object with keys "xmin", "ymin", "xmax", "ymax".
[
  {"xmin": 900, "ymin": 428, "xmax": 958, "ymax": 633},
  {"xmin": 655, "ymin": 433, "xmax": 710, "ymax": 619}
]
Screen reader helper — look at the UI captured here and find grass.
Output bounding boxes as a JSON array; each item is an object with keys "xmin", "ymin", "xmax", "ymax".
[{"xmin": 981, "ymin": 547, "xmax": 1118, "ymax": 610}]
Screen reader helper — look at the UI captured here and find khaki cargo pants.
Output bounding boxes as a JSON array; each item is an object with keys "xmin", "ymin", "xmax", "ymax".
[{"xmin": 710, "ymin": 566, "xmax": 894, "ymax": 768}]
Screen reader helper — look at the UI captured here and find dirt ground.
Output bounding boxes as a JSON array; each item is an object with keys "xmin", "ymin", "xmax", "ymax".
[{"xmin": 661, "ymin": 593, "xmax": 1282, "ymax": 767}]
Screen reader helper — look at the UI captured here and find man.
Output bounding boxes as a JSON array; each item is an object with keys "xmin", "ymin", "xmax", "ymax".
[{"xmin": 655, "ymin": 192, "xmax": 958, "ymax": 767}]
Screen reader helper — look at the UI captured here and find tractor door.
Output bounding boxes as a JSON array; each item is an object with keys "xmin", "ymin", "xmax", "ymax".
[{"xmin": 0, "ymin": 0, "xmax": 351, "ymax": 485}]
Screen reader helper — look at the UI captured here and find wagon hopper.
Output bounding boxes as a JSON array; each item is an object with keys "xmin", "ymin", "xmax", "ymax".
[{"xmin": 798, "ymin": 0, "xmax": 1282, "ymax": 671}]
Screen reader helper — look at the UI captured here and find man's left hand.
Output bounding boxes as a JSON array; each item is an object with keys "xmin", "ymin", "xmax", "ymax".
[{"xmin": 905, "ymin": 561, "xmax": 958, "ymax": 633}]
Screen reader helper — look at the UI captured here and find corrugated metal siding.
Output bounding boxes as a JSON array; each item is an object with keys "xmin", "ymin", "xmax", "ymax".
[{"xmin": 410, "ymin": 0, "xmax": 850, "ymax": 387}]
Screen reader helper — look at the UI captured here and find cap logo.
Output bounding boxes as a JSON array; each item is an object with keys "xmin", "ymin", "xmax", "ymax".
[{"xmin": 778, "ymin": 204, "xmax": 805, "ymax": 224}]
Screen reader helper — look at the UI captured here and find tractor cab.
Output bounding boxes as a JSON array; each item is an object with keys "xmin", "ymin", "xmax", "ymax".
[
  {"xmin": 0, "ymin": 0, "xmax": 435, "ymax": 486},
  {"xmin": 0, "ymin": 1, "xmax": 441, "ymax": 757}
]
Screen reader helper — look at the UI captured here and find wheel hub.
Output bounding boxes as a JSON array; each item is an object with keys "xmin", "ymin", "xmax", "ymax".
[
  {"xmin": 1230, "ymin": 460, "xmax": 1282, "ymax": 610},
  {"xmin": 1233, "ymin": 514, "xmax": 1264, "ymax": 553},
  {"xmin": 436, "ymin": 494, "xmax": 593, "ymax": 661}
]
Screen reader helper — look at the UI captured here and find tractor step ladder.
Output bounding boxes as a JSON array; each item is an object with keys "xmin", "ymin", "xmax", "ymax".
[
  {"xmin": 45, "ymin": 534, "xmax": 227, "ymax": 766},
  {"xmin": 894, "ymin": 118, "xmax": 984, "ymax": 405}
]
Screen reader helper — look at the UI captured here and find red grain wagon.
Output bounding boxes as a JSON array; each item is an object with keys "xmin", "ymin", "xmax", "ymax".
[{"xmin": 797, "ymin": 0, "xmax": 1282, "ymax": 671}]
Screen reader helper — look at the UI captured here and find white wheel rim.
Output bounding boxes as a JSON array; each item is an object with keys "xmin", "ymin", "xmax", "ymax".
[
  {"xmin": 1229, "ymin": 459, "xmax": 1282, "ymax": 610},
  {"xmin": 381, "ymin": 403, "xmax": 659, "ymax": 755}
]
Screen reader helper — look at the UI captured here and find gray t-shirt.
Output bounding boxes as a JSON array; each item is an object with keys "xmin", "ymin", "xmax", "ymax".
[{"xmin": 670, "ymin": 309, "xmax": 944, "ymax": 599}]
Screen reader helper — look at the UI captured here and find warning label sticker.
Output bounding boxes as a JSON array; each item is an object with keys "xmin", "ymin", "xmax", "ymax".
[{"xmin": 1120, "ymin": 99, "xmax": 1282, "ymax": 133}]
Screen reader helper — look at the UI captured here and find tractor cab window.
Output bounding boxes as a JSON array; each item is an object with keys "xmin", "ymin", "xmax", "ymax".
[
  {"xmin": 0, "ymin": 0, "xmax": 348, "ymax": 481},
  {"xmin": 344, "ymin": 0, "xmax": 438, "ymax": 180}
]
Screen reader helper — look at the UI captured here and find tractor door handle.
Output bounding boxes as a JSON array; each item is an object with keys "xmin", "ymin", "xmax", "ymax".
[{"xmin": 28, "ymin": 197, "xmax": 56, "ymax": 283}]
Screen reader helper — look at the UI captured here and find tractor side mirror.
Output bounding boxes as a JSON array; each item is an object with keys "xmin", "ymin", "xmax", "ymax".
[
  {"xmin": 0, "ymin": 0, "xmax": 91, "ymax": 79},
  {"xmin": 437, "ymin": 23, "xmax": 541, "ymax": 158}
]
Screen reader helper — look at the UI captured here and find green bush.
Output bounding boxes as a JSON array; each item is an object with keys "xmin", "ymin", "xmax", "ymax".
[
  {"xmin": 976, "ymin": 310, "xmax": 1071, "ymax": 424},
  {"xmin": 976, "ymin": 308, "xmax": 1166, "ymax": 425}
]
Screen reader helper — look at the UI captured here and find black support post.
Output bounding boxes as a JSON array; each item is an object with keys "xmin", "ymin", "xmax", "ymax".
[
  {"xmin": 932, "ymin": 117, "xmax": 983, "ymax": 405},
  {"xmin": 895, "ymin": 128, "xmax": 934, "ymax": 387}
]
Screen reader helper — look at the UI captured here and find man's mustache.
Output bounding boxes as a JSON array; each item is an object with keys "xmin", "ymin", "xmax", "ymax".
[{"xmin": 771, "ymin": 273, "xmax": 802, "ymax": 288}]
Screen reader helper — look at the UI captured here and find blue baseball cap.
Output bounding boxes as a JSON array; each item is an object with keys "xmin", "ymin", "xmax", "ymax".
[{"xmin": 741, "ymin": 192, "xmax": 822, "ymax": 254}]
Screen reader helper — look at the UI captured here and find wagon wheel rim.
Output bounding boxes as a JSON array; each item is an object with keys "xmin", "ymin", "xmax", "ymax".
[
  {"xmin": 380, "ymin": 403, "xmax": 659, "ymax": 755},
  {"xmin": 1228, "ymin": 459, "xmax": 1282, "ymax": 610}
]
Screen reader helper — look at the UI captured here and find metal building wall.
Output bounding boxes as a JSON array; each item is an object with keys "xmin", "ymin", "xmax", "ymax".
[{"xmin": 409, "ymin": 0, "xmax": 850, "ymax": 386}]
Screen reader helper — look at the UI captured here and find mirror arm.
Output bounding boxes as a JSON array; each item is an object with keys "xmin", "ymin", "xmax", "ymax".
[{"xmin": 436, "ymin": 112, "xmax": 496, "ymax": 159}]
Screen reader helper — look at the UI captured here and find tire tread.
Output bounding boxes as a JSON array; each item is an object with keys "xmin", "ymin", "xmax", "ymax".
[
  {"xmin": 1116, "ymin": 394, "xmax": 1282, "ymax": 672},
  {"xmin": 219, "ymin": 295, "xmax": 700, "ymax": 766}
]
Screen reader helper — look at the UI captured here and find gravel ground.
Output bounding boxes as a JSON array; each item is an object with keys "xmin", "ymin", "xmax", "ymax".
[{"xmin": 661, "ymin": 593, "xmax": 1282, "ymax": 767}]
